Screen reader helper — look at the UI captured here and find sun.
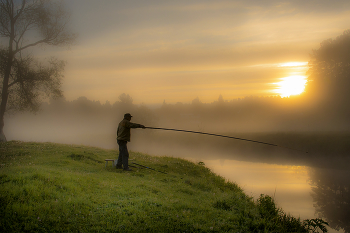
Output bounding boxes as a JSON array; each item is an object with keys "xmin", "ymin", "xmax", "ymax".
[{"xmin": 274, "ymin": 75, "xmax": 307, "ymax": 97}]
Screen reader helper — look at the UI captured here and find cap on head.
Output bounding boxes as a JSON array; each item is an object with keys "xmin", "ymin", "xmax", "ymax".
[{"xmin": 124, "ymin": 113, "xmax": 133, "ymax": 118}]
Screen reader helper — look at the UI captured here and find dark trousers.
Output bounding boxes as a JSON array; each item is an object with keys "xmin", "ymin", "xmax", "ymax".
[{"xmin": 117, "ymin": 140, "xmax": 129, "ymax": 169}]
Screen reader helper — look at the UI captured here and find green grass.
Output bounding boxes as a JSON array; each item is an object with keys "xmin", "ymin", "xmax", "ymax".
[{"xmin": 0, "ymin": 141, "xmax": 323, "ymax": 232}]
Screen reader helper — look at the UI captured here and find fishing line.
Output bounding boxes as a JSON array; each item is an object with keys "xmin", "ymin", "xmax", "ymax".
[{"xmin": 144, "ymin": 126, "xmax": 308, "ymax": 153}]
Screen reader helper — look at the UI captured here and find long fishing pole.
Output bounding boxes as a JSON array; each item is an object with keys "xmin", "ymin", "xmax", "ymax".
[
  {"xmin": 132, "ymin": 162, "xmax": 168, "ymax": 174},
  {"xmin": 144, "ymin": 127, "xmax": 308, "ymax": 153}
]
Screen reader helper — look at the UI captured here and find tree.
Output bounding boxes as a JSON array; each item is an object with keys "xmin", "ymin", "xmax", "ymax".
[
  {"xmin": 191, "ymin": 97, "xmax": 202, "ymax": 105},
  {"xmin": 306, "ymin": 30, "xmax": 350, "ymax": 107},
  {"xmin": 0, "ymin": 0, "xmax": 75, "ymax": 141},
  {"xmin": 118, "ymin": 93, "xmax": 133, "ymax": 105}
]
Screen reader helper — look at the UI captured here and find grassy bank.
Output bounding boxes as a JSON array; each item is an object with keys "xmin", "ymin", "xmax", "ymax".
[{"xmin": 0, "ymin": 141, "xmax": 324, "ymax": 232}]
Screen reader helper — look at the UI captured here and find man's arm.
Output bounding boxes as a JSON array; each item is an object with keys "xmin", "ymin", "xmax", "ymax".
[{"xmin": 127, "ymin": 121, "xmax": 145, "ymax": 128}]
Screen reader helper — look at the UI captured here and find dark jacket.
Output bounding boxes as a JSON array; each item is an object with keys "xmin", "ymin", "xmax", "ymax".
[{"xmin": 117, "ymin": 119, "xmax": 143, "ymax": 142}]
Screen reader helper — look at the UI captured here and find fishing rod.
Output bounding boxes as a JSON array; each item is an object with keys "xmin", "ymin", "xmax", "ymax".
[
  {"xmin": 144, "ymin": 126, "xmax": 308, "ymax": 153},
  {"xmin": 132, "ymin": 162, "xmax": 168, "ymax": 174}
]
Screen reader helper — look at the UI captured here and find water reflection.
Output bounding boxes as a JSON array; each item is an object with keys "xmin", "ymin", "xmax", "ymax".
[
  {"xmin": 309, "ymin": 167, "xmax": 350, "ymax": 233},
  {"xmin": 192, "ymin": 159, "xmax": 347, "ymax": 233}
]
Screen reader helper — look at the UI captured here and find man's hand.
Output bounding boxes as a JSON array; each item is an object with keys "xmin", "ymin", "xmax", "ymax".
[{"xmin": 140, "ymin": 124, "xmax": 146, "ymax": 129}]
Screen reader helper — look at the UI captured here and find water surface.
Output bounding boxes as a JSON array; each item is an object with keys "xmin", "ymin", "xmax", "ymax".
[{"xmin": 187, "ymin": 159, "xmax": 348, "ymax": 233}]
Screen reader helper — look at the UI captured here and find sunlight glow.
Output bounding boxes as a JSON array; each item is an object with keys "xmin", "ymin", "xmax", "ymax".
[
  {"xmin": 279, "ymin": 62, "xmax": 308, "ymax": 67},
  {"xmin": 274, "ymin": 75, "xmax": 307, "ymax": 97}
]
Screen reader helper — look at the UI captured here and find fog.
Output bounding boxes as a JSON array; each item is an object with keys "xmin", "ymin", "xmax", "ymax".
[{"xmin": 4, "ymin": 94, "xmax": 350, "ymax": 169}]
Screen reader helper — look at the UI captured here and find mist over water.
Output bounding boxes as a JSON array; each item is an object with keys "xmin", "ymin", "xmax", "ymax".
[
  {"xmin": 5, "ymin": 97, "xmax": 349, "ymax": 169},
  {"xmin": 4, "ymin": 95, "xmax": 350, "ymax": 174}
]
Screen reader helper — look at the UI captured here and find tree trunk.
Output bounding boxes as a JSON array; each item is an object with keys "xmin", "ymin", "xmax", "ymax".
[
  {"xmin": 0, "ymin": 117, "xmax": 6, "ymax": 142},
  {"xmin": 0, "ymin": 69, "xmax": 9, "ymax": 142},
  {"xmin": 0, "ymin": 8, "xmax": 16, "ymax": 143},
  {"xmin": 0, "ymin": 53, "xmax": 10, "ymax": 142},
  {"xmin": 0, "ymin": 55, "xmax": 11, "ymax": 142},
  {"xmin": 0, "ymin": 47, "xmax": 13, "ymax": 143}
]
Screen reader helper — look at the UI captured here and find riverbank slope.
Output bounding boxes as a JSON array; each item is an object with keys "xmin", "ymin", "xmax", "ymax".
[{"xmin": 1, "ymin": 141, "xmax": 317, "ymax": 232}]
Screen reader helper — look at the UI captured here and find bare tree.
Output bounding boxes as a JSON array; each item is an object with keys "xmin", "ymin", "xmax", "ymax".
[{"xmin": 0, "ymin": 0, "xmax": 75, "ymax": 141}]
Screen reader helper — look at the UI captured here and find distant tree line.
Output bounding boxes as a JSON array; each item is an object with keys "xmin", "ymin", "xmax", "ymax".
[{"xmin": 41, "ymin": 89, "xmax": 347, "ymax": 132}]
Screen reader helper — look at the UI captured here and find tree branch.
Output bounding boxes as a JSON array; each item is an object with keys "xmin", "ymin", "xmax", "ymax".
[
  {"xmin": 0, "ymin": 1, "xmax": 11, "ymax": 36},
  {"xmin": 13, "ymin": 0, "xmax": 26, "ymax": 23},
  {"xmin": 8, "ymin": 78, "xmax": 18, "ymax": 88},
  {"xmin": 15, "ymin": 21, "xmax": 36, "ymax": 51},
  {"xmin": 14, "ymin": 38, "xmax": 47, "ymax": 53}
]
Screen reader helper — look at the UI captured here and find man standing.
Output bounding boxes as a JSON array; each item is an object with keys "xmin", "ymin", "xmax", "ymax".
[{"xmin": 116, "ymin": 113, "xmax": 145, "ymax": 171}]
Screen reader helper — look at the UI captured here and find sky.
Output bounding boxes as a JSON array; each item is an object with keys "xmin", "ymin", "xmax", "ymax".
[{"xmin": 38, "ymin": 0, "xmax": 350, "ymax": 104}]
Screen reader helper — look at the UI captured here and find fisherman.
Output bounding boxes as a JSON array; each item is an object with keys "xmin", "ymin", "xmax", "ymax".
[{"xmin": 116, "ymin": 113, "xmax": 145, "ymax": 171}]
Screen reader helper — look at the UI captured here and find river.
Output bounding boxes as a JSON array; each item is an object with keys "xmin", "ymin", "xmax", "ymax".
[{"xmin": 188, "ymin": 159, "xmax": 349, "ymax": 233}]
